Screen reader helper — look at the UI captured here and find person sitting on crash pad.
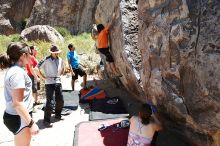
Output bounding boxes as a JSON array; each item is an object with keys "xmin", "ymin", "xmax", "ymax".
[{"xmin": 127, "ymin": 103, "xmax": 162, "ymax": 146}]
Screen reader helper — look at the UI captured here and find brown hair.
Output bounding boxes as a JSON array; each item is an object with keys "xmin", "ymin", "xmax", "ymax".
[
  {"xmin": 139, "ymin": 103, "xmax": 152, "ymax": 125},
  {"xmin": 29, "ymin": 46, "xmax": 34, "ymax": 55},
  {"xmin": 68, "ymin": 43, "xmax": 75, "ymax": 50},
  {"xmin": 0, "ymin": 42, "xmax": 29, "ymax": 69}
]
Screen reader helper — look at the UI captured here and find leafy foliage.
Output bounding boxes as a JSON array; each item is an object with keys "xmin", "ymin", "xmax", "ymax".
[
  {"xmin": 55, "ymin": 27, "xmax": 71, "ymax": 37},
  {"xmin": 0, "ymin": 34, "xmax": 21, "ymax": 53},
  {"xmin": 0, "ymin": 33, "xmax": 100, "ymax": 74}
]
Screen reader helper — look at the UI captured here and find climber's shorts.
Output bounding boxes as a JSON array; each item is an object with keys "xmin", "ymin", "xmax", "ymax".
[{"xmin": 98, "ymin": 48, "xmax": 114, "ymax": 63}]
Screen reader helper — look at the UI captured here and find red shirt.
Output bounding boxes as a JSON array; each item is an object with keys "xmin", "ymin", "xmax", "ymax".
[{"xmin": 26, "ymin": 56, "xmax": 38, "ymax": 76}]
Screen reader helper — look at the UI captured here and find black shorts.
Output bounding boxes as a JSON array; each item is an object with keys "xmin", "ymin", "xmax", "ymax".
[
  {"xmin": 37, "ymin": 82, "xmax": 40, "ymax": 90},
  {"xmin": 29, "ymin": 75, "xmax": 37, "ymax": 93},
  {"xmin": 72, "ymin": 66, "xmax": 86, "ymax": 80},
  {"xmin": 98, "ymin": 48, "xmax": 114, "ymax": 62},
  {"xmin": 3, "ymin": 112, "xmax": 32, "ymax": 135}
]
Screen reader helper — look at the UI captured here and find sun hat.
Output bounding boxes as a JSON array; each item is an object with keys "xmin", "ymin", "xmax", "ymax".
[{"xmin": 48, "ymin": 45, "xmax": 62, "ymax": 53}]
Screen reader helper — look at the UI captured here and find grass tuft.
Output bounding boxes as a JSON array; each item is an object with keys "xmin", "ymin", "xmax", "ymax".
[{"xmin": 0, "ymin": 33, "xmax": 100, "ymax": 74}]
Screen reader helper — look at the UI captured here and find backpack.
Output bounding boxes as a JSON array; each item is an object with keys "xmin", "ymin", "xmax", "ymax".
[{"xmin": 79, "ymin": 86, "xmax": 107, "ymax": 103}]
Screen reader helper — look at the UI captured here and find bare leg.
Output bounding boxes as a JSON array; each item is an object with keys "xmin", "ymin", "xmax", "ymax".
[
  {"xmin": 110, "ymin": 62, "xmax": 122, "ymax": 77},
  {"xmin": 14, "ymin": 127, "xmax": 31, "ymax": 146},
  {"xmin": 71, "ymin": 79, "xmax": 76, "ymax": 91},
  {"xmin": 32, "ymin": 92, "xmax": 38, "ymax": 112},
  {"xmin": 83, "ymin": 74, "xmax": 87, "ymax": 88}
]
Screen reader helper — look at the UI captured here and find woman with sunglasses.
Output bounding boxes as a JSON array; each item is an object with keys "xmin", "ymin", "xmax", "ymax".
[
  {"xmin": 26, "ymin": 46, "xmax": 40, "ymax": 106},
  {"xmin": 0, "ymin": 42, "xmax": 39, "ymax": 146}
]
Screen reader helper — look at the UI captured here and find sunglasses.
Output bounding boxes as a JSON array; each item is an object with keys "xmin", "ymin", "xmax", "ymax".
[{"xmin": 21, "ymin": 46, "xmax": 32, "ymax": 55}]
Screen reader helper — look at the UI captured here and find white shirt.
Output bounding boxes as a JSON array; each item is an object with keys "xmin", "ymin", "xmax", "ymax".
[
  {"xmin": 4, "ymin": 65, "xmax": 33, "ymax": 115},
  {"xmin": 37, "ymin": 56, "xmax": 64, "ymax": 84}
]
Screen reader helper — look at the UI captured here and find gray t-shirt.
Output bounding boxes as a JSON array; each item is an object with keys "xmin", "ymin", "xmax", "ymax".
[
  {"xmin": 4, "ymin": 65, "xmax": 33, "ymax": 115},
  {"xmin": 37, "ymin": 56, "xmax": 64, "ymax": 84}
]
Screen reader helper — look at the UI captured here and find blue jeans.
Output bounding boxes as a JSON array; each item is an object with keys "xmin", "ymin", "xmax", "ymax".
[{"xmin": 44, "ymin": 83, "xmax": 64, "ymax": 122}]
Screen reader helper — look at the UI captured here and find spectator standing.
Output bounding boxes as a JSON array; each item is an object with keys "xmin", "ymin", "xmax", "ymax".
[
  {"xmin": 67, "ymin": 44, "xmax": 87, "ymax": 90},
  {"xmin": 36, "ymin": 45, "xmax": 65, "ymax": 127},
  {"xmin": 26, "ymin": 46, "xmax": 40, "ymax": 106},
  {"xmin": 0, "ymin": 42, "xmax": 39, "ymax": 146}
]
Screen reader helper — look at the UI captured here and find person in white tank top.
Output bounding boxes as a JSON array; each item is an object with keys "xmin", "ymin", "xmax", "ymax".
[{"xmin": 127, "ymin": 103, "xmax": 162, "ymax": 146}]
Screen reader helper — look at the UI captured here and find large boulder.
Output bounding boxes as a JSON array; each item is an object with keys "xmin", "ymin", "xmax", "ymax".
[
  {"xmin": 96, "ymin": 0, "xmax": 220, "ymax": 146},
  {"xmin": 27, "ymin": 0, "xmax": 99, "ymax": 34},
  {"xmin": 138, "ymin": 0, "xmax": 220, "ymax": 145},
  {"xmin": 0, "ymin": 15, "xmax": 16, "ymax": 35},
  {"xmin": 0, "ymin": 0, "xmax": 99, "ymax": 35},
  {"xmin": 21, "ymin": 25, "xmax": 64, "ymax": 43},
  {"xmin": 0, "ymin": 0, "xmax": 35, "ymax": 35}
]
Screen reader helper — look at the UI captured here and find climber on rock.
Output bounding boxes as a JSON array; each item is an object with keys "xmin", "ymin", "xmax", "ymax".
[{"xmin": 96, "ymin": 12, "xmax": 122, "ymax": 78}]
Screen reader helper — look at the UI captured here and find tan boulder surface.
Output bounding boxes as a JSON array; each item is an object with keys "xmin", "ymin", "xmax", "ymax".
[
  {"xmin": 137, "ymin": 1, "xmax": 220, "ymax": 146},
  {"xmin": 96, "ymin": 0, "xmax": 220, "ymax": 146},
  {"xmin": 21, "ymin": 25, "xmax": 64, "ymax": 43},
  {"xmin": 26, "ymin": 0, "xmax": 99, "ymax": 34},
  {"xmin": 0, "ymin": 0, "xmax": 35, "ymax": 35}
]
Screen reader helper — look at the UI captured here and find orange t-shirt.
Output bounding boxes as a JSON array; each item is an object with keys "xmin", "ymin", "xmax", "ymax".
[{"xmin": 98, "ymin": 28, "xmax": 109, "ymax": 49}]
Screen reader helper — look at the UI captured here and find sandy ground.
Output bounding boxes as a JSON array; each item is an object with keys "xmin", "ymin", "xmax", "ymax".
[{"xmin": 0, "ymin": 70, "xmax": 194, "ymax": 146}]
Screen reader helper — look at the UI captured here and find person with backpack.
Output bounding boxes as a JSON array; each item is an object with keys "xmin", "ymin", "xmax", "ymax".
[
  {"xmin": 36, "ymin": 45, "xmax": 65, "ymax": 127},
  {"xmin": 0, "ymin": 42, "xmax": 39, "ymax": 146},
  {"xmin": 127, "ymin": 103, "xmax": 162, "ymax": 146},
  {"xmin": 67, "ymin": 43, "xmax": 87, "ymax": 90},
  {"xmin": 96, "ymin": 13, "xmax": 122, "ymax": 77}
]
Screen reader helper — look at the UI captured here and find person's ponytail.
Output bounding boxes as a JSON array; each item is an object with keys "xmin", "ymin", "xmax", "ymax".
[
  {"xmin": 0, "ymin": 54, "xmax": 11, "ymax": 69},
  {"xmin": 140, "ymin": 114, "xmax": 151, "ymax": 125},
  {"xmin": 139, "ymin": 103, "xmax": 152, "ymax": 125}
]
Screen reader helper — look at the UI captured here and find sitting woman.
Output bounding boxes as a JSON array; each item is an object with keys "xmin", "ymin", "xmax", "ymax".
[{"xmin": 127, "ymin": 103, "xmax": 162, "ymax": 146}]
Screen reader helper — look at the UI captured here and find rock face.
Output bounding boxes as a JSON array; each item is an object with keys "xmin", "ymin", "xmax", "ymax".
[
  {"xmin": 0, "ymin": 0, "xmax": 98, "ymax": 35},
  {"xmin": 96, "ymin": 0, "xmax": 220, "ymax": 146},
  {"xmin": 0, "ymin": 16, "xmax": 16, "ymax": 35},
  {"xmin": 0, "ymin": 0, "xmax": 36, "ymax": 35},
  {"xmin": 95, "ymin": 0, "xmax": 143, "ymax": 100},
  {"xmin": 27, "ymin": 0, "xmax": 99, "ymax": 34},
  {"xmin": 138, "ymin": 0, "xmax": 220, "ymax": 145},
  {"xmin": 21, "ymin": 25, "xmax": 64, "ymax": 43}
]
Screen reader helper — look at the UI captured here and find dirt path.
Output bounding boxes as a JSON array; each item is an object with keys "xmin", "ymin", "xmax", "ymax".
[{"xmin": 0, "ymin": 70, "xmax": 194, "ymax": 146}]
